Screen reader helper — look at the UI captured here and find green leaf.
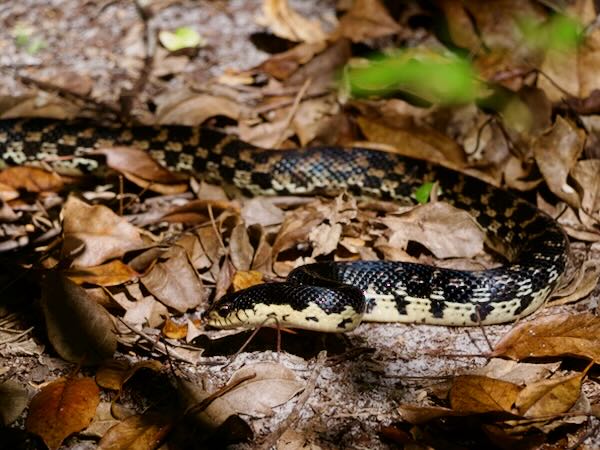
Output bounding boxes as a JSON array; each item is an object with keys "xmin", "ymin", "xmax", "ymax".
[
  {"xmin": 414, "ymin": 182, "xmax": 435, "ymax": 204},
  {"xmin": 159, "ymin": 27, "xmax": 205, "ymax": 51},
  {"xmin": 345, "ymin": 50, "xmax": 479, "ymax": 105},
  {"xmin": 12, "ymin": 25, "xmax": 45, "ymax": 55}
]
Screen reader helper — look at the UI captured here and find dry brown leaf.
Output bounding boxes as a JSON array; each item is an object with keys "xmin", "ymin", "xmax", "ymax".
[
  {"xmin": 65, "ymin": 260, "xmax": 139, "ymax": 286},
  {"xmin": 62, "ymin": 196, "xmax": 145, "ymax": 268},
  {"xmin": 515, "ymin": 370, "xmax": 587, "ymax": 418},
  {"xmin": 81, "ymin": 401, "xmax": 120, "ymax": 439},
  {"xmin": 474, "ymin": 358, "xmax": 561, "ymax": 387},
  {"xmin": 218, "ymin": 362, "xmax": 304, "ymax": 417},
  {"xmin": 397, "ymin": 404, "xmax": 466, "ymax": 425},
  {"xmin": 309, "ymin": 222, "xmax": 342, "ymax": 257},
  {"xmin": 141, "ymin": 245, "xmax": 208, "ymax": 312},
  {"xmin": 0, "ymin": 93, "xmax": 80, "ymax": 120},
  {"xmin": 120, "ymin": 170, "xmax": 189, "ymax": 195},
  {"xmin": 162, "ymin": 317, "xmax": 188, "ymax": 340},
  {"xmin": 334, "ymin": 0, "xmax": 400, "ymax": 42},
  {"xmin": 121, "ymin": 294, "xmax": 168, "ymax": 328},
  {"xmin": 241, "ymin": 198, "xmax": 284, "ymax": 227},
  {"xmin": 532, "ymin": 117, "xmax": 585, "ymax": 209},
  {"xmin": 491, "ymin": 313, "xmax": 600, "ymax": 362},
  {"xmin": 229, "ymin": 223, "xmax": 253, "ymax": 271},
  {"xmin": 93, "ymin": 146, "xmax": 187, "ymax": 185},
  {"xmin": 436, "ymin": 0, "xmax": 483, "ymax": 54},
  {"xmin": 25, "ymin": 376, "xmax": 100, "ymax": 450},
  {"xmin": 258, "ymin": 41, "xmax": 327, "ymax": 80},
  {"xmin": 161, "ymin": 199, "xmax": 239, "ymax": 225},
  {"xmin": 96, "ymin": 359, "xmax": 163, "ymax": 391},
  {"xmin": 381, "ymin": 202, "xmax": 485, "ymax": 259},
  {"xmin": 550, "ymin": 259, "xmax": 600, "ymax": 306},
  {"xmin": 155, "ymin": 91, "xmax": 242, "ymax": 125},
  {"xmin": 571, "ymin": 159, "xmax": 600, "ymax": 222},
  {"xmin": 449, "ymin": 375, "xmax": 521, "ymax": 414},
  {"xmin": 41, "ymin": 272, "xmax": 117, "ymax": 365},
  {"xmin": 97, "ymin": 412, "xmax": 172, "ymax": 450},
  {"xmin": 232, "ymin": 270, "xmax": 264, "ymax": 291},
  {"xmin": 257, "ymin": 0, "xmax": 327, "ymax": 44},
  {"xmin": 0, "ymin": 166, "xmax": 64, "ymax": 192},
  {"xmin": 0, "ymin": 380, "xmax": 28, "ymax": 426},
  {"xmin": 356, "ymin": 116, "xmax": 466, "ymax": 166}
]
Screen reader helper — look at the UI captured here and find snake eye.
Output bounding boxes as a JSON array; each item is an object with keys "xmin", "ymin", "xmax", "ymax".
[{"xmin": 217, "ymin": 304, "xmax": 231, "ymax": 317}]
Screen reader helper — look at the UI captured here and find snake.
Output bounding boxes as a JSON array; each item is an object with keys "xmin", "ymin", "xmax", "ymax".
[{"xmin": 0, "ymin": 118, "xmax": 569, "ymax": 332}]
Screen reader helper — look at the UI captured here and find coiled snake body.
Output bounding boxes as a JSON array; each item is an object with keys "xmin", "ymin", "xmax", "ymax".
[{"xmin": 0, "ymin": 119, "xmax": 568, "ymax": 331}]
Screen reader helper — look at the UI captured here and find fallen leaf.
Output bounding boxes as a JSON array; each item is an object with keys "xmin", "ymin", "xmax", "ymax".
[
  {"xmin": 356, "ymin": 116, "xmax": 466, "ymax": 166},
  {"xmin": 0, "ymin": 380, "xmax": 29, "ymax": 425},
  {"xmin": 474, "ymin": 358, "xmax": 561, "ymax": 387},
  {"xmin": 65, "ymin": 260, "xmax": 139, "ymax": 286},
  {"xmin": 381, "ymin": 202, "xmax": 485, "ymax": 259},
  {"xmin": 93, "ymin": 146, "xmax": 187, "ymax": 185},
  {"xmin": 155, "ymin": 90, "xmax": 242, "ymax": 126},
  {"xmin": 218, "ymin": 362, "xmax": 304, "ymax": 417},
  {"xmin": 491, "ymin": 313, "xmax": 600, "ymax": 362},
  {"xmin": 41, "ymin": 272, "xmax": 117, "ymax": 365},
  {"xmin": 397, "ymin": 404, "xmax": 466, "ymax": 424},
  {"xmin": 449, "ymin": 375, "xmax": 521, "ymax": 414},
  {"xmin": 532, "ymin": 117, "xmax": 585, "ymax": 208},
  {"xmin": 308, "ymin": 222, "xmax": 342, "ymax": 257},
  {"xmin": 62, "ymin": 196, "xmax": 145, "ymax": 268},
  {"xmin": 229, "ymin": 223, "xmax": 253, "ymax": 271},
  {"xmin": 97, "ymin": 412, "xmax": 172, "ymax": 450},
  {"xmin": 158, "ymin": 27, "xmax": 205, "ymax": 52},
  {"xmin": 232, "ymin": 270, "xmax": 264, "ymax": 291},
  {"xmin": 96, "ymin": 359, "xmax": 163, "ymax": 391},
  {"xmin": 141, "ymin": 245, "xmax": 208, "ymax": 312},
  {"xmin": 80, "ymin": 401, "xmax": 120, "ymax": 438},
  {"xmin": 258, "ymin": 41, "xmax": 327, "ymax": 80},
  {"xmin": 550, "ymin": 259, "xmax": 600, "ymax": 306},
  {"xmin": 25, "ymin": 376, "xmax": 100, "ymax": 450},
  {"xmin": 162, "ymin": 317, "xmax": 188, "ymax": 340},
  {"xmin": 0, "ymin": 166, "xmax": 64, "ymax": 192},
  {"xmin": 241, "ymin": 197, "xmax": 284, "ymax": 227},
  {"xmin": 334, "ymin": 0, "xmax": 400, "ymax": 42},
  {"xmin": 515, "ymin": 370, "xmax": 587, "ymax": 418},
  {"xmin": 257, "ymin": 0, "xmax": 327, "ymax": 44}
]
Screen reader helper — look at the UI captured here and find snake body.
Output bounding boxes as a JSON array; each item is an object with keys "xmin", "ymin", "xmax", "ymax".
[{"xmin": 0, "ymin": 119, "xmax": 568, "ymax": 331}]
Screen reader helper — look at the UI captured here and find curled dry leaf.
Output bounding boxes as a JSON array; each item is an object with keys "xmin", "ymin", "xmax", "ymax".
[
  {"xmin": 333, "ymin": 0, "xmax": 400, "ymax": 42},
  {"xmin": 65, "ymin": 260, "xmax": 139, "ymax": 286},
  {"xmin": 258, "ymin": 41, "xmax": 327, "ymax": 80},
  {"xmin": 162, "ymin": 317, "xmax": 189, "ymax": 340},
  {"xmin": 97, "ymin": 412, "xmax": 172, "ymax": 450},
  {"xmin": 141, "ymin": 245, "xmax": 208, "ymax": 312},
  {"xmin": 93, "ymin": 146, "xmax": 187, "ymax": 185},
  {"xmin": 515, "ymin": 369, "xmax": 588, "ymax": 418},
  {"xmin": 532, "ymin": 117, "xmax": 585, "ymax": 209},
  {"xmin": 41, "ymin": 272, "xmax": 117, "ymax": 365},
  {"xmin": 62, "ymin": 196, "xmax": 145, "ymax": 268},
  {"xmin": 449, "ymin": 375, "xmax": 521, "ymax": 414},
  {"xmin": 381, "ymin": 202, "xmax": 485, "ymax": 259},
  {"xmin": 25, "ymin": 376, "xmax": 100, "ymax": 450},
  {"xmin": 241, "ymin": 197, "xmax": 284, "ymax": 227},
  {"xmin": 0, "ymin": 166, "xmax": 64, "ymax": 192},
  {"xmin": 397, "ymin": 404, "xmax": 466, "ymax": 425},
  {"xmin": 96, "ymin": 359, "xmax": 163, "ymax": 391},
  {"xmin": 257, "ymin": 0, "xmax": 328, "ymax": 44},
  {"xmin": 474, "ymin": 358, "xmax": 561, "ymax": 387},
  {"xmin": 232, "ymin": 270, "xmax": 264, "ymax": 291},
  {"xmin": 219, "ymin": 362, "xmax": 304, "ymax": 417},
  {"xmin": 155, "ymin": 91, "xmax": 242, "ymax": 126},
  {"xmin": 357, "ymin": 116, "xmax": 466, "ymax": 167},
  {"xmin": 550, "ymin": 259, "xmax": 600, "ymax": 306},
  {"xmin": 229, "ymin": 223, "xmax": 253, "ymax": 271},
  {"xmin": 0, "ymin": 380, "xmax": 29, "ymax": 425},
  {"xmin": 491, "ymin": 313, "xmax": 600, "ymax": 362}
]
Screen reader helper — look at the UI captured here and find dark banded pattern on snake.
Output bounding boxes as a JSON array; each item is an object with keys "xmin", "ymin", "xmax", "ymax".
[{"xmin": 0, "ymin": 119, "xmax": 569, "ymax": 331}]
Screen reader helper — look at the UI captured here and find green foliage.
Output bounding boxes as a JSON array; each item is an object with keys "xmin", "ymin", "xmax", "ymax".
[
  {"xmin": 158, "ymin": 27, "xmax": 206, "ymax": 51},
  {"xmin": 12, "ymin": 25, "xmax": 46, "ymax": 55},
  {"xmin": 414, "ymin": 182, "xmax": 437, "ymax": 204},
  {"xmin": 520, "ymin": 14, "xmax": 583, "ymax": 52},
  {"xmin": 345, "ymin": 51, "xmax": 479, "ymax": 105}
]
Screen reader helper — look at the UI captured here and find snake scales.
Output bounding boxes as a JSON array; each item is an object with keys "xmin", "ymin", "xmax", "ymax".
[{"xmin": 0, "ymin": 119, "xmax": 568, "ymax": 331}]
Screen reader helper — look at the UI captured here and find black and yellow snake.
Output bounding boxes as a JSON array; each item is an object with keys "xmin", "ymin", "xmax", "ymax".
[{"xmin": 0, "ymin": 119, "xmax": 569, "ymax": 331}]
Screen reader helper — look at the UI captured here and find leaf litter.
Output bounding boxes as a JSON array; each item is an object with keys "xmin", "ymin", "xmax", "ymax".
[{"xmin": 0, "ymin": 0, "xmax": 599, "ymax": 449}]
